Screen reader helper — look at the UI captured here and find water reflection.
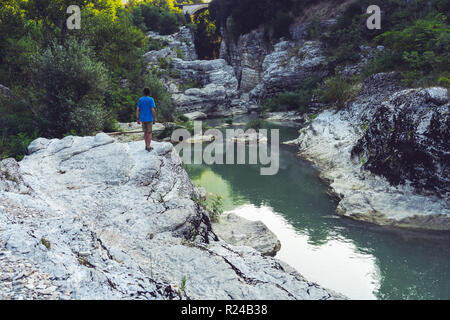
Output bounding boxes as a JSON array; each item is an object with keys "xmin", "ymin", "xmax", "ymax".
[{"xmin": 229, "ymin": 204, "xmax": 380, "ymax": 299}]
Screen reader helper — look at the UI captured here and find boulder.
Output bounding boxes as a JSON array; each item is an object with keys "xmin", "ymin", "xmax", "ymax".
[
  {"xmin": 212, "ymin": 213, "xmax": 281, "ymax": 257},
  {"xmin": 144, "ymin": 47, "xmax": 177, "ymax": 64},
  {"xmin": 250, "ymin": 41, "xmax": 329, "ymax": 101},
  {"xmin": 296, "ymin": 73, "xmax": 450, "ymax": 230},
  {"xmin": 183, "ymin": 111, "xmax": 207, "ymax": 121}
]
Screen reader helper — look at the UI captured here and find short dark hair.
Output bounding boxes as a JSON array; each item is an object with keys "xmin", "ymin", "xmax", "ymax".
[{"xmin": 143, "ymin": 87, "xmax": 150, "ymax": 96}]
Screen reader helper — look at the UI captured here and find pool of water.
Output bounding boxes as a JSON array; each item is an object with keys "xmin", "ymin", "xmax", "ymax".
[{"xmin": 185, "ymin": 116, "xmax": 450, "ymax": 300}]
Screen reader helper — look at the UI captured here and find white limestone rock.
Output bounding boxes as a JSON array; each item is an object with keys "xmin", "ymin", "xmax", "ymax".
[{"xmin": 0, "ymin": 133, "xmax": 343, "ymax": 299}]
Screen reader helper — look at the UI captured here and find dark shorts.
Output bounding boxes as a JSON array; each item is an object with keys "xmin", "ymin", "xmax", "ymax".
[{"xmin": 142, "ymin": 122, "xmax": 153, "ymax": 134}]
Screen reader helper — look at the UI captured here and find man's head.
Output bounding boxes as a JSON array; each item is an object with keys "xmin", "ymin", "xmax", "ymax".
[{"xmin": 143, "ymin": 87, "xmax": 151, "ymax": 96}]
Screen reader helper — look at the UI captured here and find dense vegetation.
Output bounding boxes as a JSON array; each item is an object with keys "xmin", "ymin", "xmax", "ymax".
[
  {"xmin": 128, "ymin": 0, "xmax": 188, "ymax": 35},
  {"xmin": 0, "ymin": 0, "xmax": 184, "ymax": 160},
  {"xmin": 193, "ymin": 9, "xmax": 221, "ymax": 59},
  {"xmin": 210, "ymin": 0, "xmax": 319, "ymax": 40},
  {"xmin": 320, "ymin": 0, "xmax": 449, "ymax": 87}
]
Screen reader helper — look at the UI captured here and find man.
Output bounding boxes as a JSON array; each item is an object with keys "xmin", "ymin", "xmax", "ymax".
[{"xmin": 136, "ymin": 88, "xmax": 157, "ymax": 152}]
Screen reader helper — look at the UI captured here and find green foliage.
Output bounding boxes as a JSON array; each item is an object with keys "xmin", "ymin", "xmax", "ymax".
[
  {"xmin": 0, "ymin": 131, "xmax": 38, "ymax": 161},
  {"xmin": 174, "ymin": 47, "xmax": 185, "ymax": 59},
  {"xmin": 180, "ymin": 275, "xmax": 187, "ymax": 292},
  {"xmin": 75, "ymin": 8, "xmax": 148, "ymax": 80},
  {"xmin": 208, "ymin": 195, "xmax": 223, "ymax": 223},
  {"xmin": 158, "ymin": 57, "xmax": 174, "ymax": 69},
  {"xmin": 210, "ymin": 0, "xmax": 316, "ymax": 40},
  {"xmin": 193, "ymin": 9, "xmax": 221, "ymax": 60},
  {"xmin": 306, "ymin": 19, "xmax": 322, "ymax": 40},
  {"xmin": 177, "ymin": 114, "xmax": 190, "ymax": 122},
  {"xmin": 177, "ymin": 119, "xmax": 210, "ymax": 135},
  {"xmin": 0, "ymin": 3, "xmax": 42, "ymax": 86},
  {"xmin": 360, "ymin": 50, "xmax": 403, "ymax": 78},
  {"xmin": 375, "ymin": 13, "xmax": 449, "ymax": 87},
  {"xmin": 32, "ymin": 39, "xmax": 110, "ymax": 137},
  {"xmin": 0, "ymin": 1, "xmax": 178, "ymax": 160},
  {"xmin": 320, "ymin": 75, "xmax": 358, "ymax": 110},
  {"xmin": 321, "ymin": 0, "xmax": 449, "ymax": 87},
  {"xmin": 245, "ymin": 119, "xmax": 264, "ymax": 131},
  {"xmin": 148, "ymin": 37, "xmax": 168, "ymax": 51},
  {"xmin": 192, "ymin": 193, "xmax": 223, "ymax": 223},
  {"xmin": 263, "ymin": 91, "xmax": 312, "ymax": 113},
  {"xmin": 262, "ymin": 79, "xmax": 318, "ymax": 112},
  {"xmin": 127, "ymin": 0, "xmax": 187, "ymax": 35},
  {"xmin": 437, "ymin": 76, "xmax": 450, "ymax": 89},
  {"xmin": 179, "ymin": 78, "xmax": 201, "ymax": 91}
]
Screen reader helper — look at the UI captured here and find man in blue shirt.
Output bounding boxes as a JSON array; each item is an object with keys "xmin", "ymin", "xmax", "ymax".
[{"xmin": 136, "ymin": 87, "xmax": 157, "ymax": 152}]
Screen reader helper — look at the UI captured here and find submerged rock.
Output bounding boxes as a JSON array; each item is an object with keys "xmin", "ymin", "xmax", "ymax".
[
  {"xmin": 212, "ymin": 213, "xmax": 281, "ymax": 257},
  {"xmin": 296, "ymin": 73, "xmax": 450, "ymax": 230},
  {"xmin": 0, "ymin": 133, "xmax": 342, "ymax": 299},
  {"xmin": 183, "ymin": 111, "xmax": 207, "ymax": 121}
]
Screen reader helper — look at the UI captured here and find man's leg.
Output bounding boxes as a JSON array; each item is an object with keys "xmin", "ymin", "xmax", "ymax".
[
  {"xmin": 145, "ymin": 132, "xmax": 150, "ymax": 149},
  {"xmin": 148, "ymin": 133, "xmax": 153, "ymax": 148}
]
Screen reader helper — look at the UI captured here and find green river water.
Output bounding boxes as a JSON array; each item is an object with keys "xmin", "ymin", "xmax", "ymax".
[{"xmin": 185, "ymin": 116, "xmax": 450, "ymax": 300}]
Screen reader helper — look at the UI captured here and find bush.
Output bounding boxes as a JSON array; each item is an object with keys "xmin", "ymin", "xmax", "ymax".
[
  {"xmin": 320, "ymin": 76, "xmax": 358, "ymax": 110},
  {"xmin": 360, "ymin": 51, "xmax": 403, "ymax": 79},
  {"xmin": 437, "ymin": 76, "xmax": 450, "ymax": 89},
  {"xmin": 128, "ymin": 1, "xmax": 186, "ymax": 35},
  {"xmin": 263, "ymin": 90, "xmax": 313, "ymax": 112},
  {"xmin": 0, "ymin": 131, "xmax": 38, "ymax": 161},
  {"xmin": 262, "ymin": 79, "xmax": 318, "ymax": 112},
  {"xmin": 76, "ymin": 8, "xmax": 148, "ymax": 80},
  {"xmin": 376, "ymin": 13, "xmax": 449, "ymax": 87},
  {"xmin": 32, "ymin": 39, "xmax": 110, "ymax": 137},
  {"xmin": 179, "ymin": 78, "xmax": 201, "ymax": 92},
  {"xmin": 193, "ymin": 10, "xmax": 221, "ymax": 60},
  {"xmin": 245, "ymin": 119, "xmax": 265, "ymax": 130}
]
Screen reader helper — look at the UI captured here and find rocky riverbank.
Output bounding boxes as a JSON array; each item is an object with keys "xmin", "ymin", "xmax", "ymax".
[
  {"xmin": 143, "ymin": 24, "xmax": 449, "ymax": 232},
  {"xmin": 289, "ymin": 73, "xmax": 450, "ymax": 230},
  {"xmin": 0, "ymin": 134, "xmax": 343, "ymax": 299}
]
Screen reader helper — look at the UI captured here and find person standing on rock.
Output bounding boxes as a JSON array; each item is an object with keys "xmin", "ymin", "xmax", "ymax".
[{"xmin": 136, "ymin": 88, "xmax": 157, "ymax": 152}]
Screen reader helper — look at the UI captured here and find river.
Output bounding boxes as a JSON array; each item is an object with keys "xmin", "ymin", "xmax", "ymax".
[{"xmin": 184, "ymin": 115, "xmax": 450, "ymax": 300}]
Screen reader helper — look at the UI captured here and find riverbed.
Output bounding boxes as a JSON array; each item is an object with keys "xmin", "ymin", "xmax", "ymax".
[{"xmin": 185, "ymin": 116, "xmax": 450, "ymax": 300}]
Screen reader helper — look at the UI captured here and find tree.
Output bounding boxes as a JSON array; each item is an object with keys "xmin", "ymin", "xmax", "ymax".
[{"xmin": 32, "ymin": 39, "xmax": 110, "ymax": 136}]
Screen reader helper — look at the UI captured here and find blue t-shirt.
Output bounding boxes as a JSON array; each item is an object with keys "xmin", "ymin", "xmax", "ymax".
[{"xmin": 138, "ymin": 96, "xmax": 156, "ymax": 122}]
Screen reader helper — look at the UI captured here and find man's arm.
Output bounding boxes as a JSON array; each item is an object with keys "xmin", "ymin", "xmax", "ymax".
[
  {"xmin": 152, "ymin": 107, "xmax": 157, "ymax": 125},
  {"xmin": 136, "ymin": 107, "xmax": 140, "ymax": 124}
]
